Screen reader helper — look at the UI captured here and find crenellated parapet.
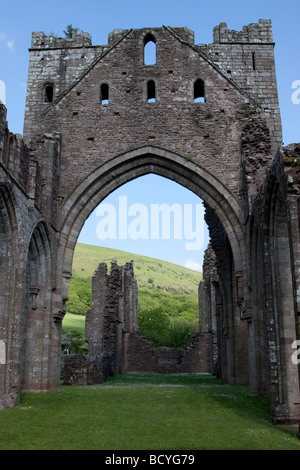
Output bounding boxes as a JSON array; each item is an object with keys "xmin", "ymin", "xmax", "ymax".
[
  {"xmin": 213, "ymin": 19, "xmax": 273, "ymax": 44},
  {"xmin": 30, "ymin": 29, "xmax": 92, "ymax": 49}
]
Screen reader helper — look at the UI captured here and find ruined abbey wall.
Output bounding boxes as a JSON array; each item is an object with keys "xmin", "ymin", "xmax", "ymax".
[
  {"xmin": 23, "ymin": 21, "xmax": 281, "ymax": 205},
  {"xmin": 1, "ymin": 20, "xmax": 300, "ymax": 424}
]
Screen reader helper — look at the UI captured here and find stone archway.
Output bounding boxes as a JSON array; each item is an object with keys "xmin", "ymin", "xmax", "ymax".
[
  {"xmin": 57, "ymin": 145, "xmax": 249, "ymax": 385},
  {"xmin": 262, "ymin": 174, "xmax": 300, "ymax": 423},
  {"xmin": 0, "ymin": 184, "xmax": 19, "ymax": 409},
  {"xmin": 59, "ymin": 146, "xmax": 246, "ymax": 273},
  {"xmin": 20, "ymin": 222, "xmax": 54, "ymax": 392},
  {"xmin": 247, "ymin": 149, "xmax": 300, "ymax": 424},
  {"xmin": 1, "ymin": 20, "xmax": 300, "ymax": 426}
]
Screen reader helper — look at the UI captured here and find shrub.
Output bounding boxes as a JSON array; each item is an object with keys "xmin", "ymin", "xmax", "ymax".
[
  {"xmin": 61, "ymin": 330, "xmax": 88, "ymax": 355},
  {"xmin": 168, "ymin": 319, "xmax": 197, "ymax": 347},
  {"xmin": 138, "ymin": 308, "xmax": 196, "ymax": 347},
  {"xmin": 138, "ymin": 308, "xmax": 170, "ymax": 333}
]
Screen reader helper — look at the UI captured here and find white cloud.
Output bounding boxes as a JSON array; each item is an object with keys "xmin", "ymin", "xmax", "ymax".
[
  {"xmin": 0, "ymin": 32, "xmax": 14, "ymax": 51},
  {"xmin": 184, "ymin": 259, "xmax": 202, "ymax": 272},
  {"xmin": 6, "ymin": 39, "xmax": 14, "ymax": 51}
]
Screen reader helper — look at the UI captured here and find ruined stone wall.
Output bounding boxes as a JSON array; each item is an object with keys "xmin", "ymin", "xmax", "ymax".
[
  {"xmin": 1, "ymin": 21, "xmax": 300, "ymax": 424},
  {"xmin": 63, "ymin": 260, "xmax": 138, "ymax": 384},
  {"xmin": 0, "ymin": 104, "xmax": 7, "ymax": 153},
  {"xmin": 23, "ymin": 22, "xmax": 281, "ymax": 210},
  {"xmin": 63, "ymin": 331, "xmax": 211, "ymax": 386},
  {"xmin": 0, "ymin": 104, "xmax": 30, "ymax": 192},
  {"xmin": 21, "ymin": 23, "xmax": 282, "ymax": 392},
  {"xmin": 124, "ymin": 331, "xmax": 210, "ymax": 374},
  {"xmin": 200, "ymin": 143, "xmax": 300, "ymax": 422},
  {"xmin": 249, "ymin": 145, "xmax": 300, "ymax": 423},
  {"xmin": 0, "ymin": 104, "xmax": 62, "ymax": 409},
  {"xmin": 198, "ymin": 243, "xmax": 218, "ymax": 374}
]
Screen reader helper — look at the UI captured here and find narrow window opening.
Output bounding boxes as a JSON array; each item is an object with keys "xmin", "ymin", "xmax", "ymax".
[
  {"xmin": 252, "ymin": 52, "xmax": 256, "ymax": 71},
  {"xmin": 194, "ymin": 78, "xmax": 205, "ymax": 103},
  {"xmin": 147, "ymin": 80, "xmax": 156, "ymax": 103},
  {"xmin": 144, "ymin": 33, "xmax": 156, "ymax": 65},
  {"xmin": 100, "ymin": 83, "xmax": 109, "ymax": 105},
  {"xmin": 0, "ymin": 340, "xmax": 6, "ymax": 365},
  {"xmin": 44, "ymin": 83, "xmax": 54, "ymax": 103}
]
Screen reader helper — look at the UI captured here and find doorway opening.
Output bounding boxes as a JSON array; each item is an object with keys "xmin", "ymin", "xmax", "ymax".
[{"xmin": 62, "ymin": 174, "xmax": 209, "ymax": 355}]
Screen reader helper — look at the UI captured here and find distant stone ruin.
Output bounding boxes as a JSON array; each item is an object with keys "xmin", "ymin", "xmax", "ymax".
[{"xmin": 62, "ymin": 260, "xmax": 210, "ymax": 385}]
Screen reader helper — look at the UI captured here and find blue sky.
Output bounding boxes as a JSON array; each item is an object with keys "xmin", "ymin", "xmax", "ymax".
[{"xmin": 1, "ymin": 0, "xmax": 299, "ymax": 270}]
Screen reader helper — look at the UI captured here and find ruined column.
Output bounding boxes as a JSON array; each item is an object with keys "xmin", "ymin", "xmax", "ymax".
[
  {"xmin": 84, "ymin": 260, "xmax": 138, "ymax": 380},
  {"xmin": 85, "ymin": 262, "xmax": 108, "ymax": 360}
]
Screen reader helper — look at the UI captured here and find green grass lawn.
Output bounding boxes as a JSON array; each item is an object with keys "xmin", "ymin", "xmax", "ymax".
[
  {"xmin": 62, "ymin": 312, "xmax": 85, "ymax": 335},
  {"xmin": 0, "ymin": 373, "xmax": 299, "ymax": 450}
]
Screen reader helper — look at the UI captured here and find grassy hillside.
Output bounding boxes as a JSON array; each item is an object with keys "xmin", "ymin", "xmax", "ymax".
[{"xmin": 72, "ymin": 243, "xmax": 202, "ymax": 295}]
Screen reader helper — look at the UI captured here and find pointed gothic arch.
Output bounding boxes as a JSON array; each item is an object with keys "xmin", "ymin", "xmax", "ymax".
[
  {"xmin": 21, "ymin": 222, "xmax": 54, "ymax": 391},
  {"xmin": 0, "ymin": 184, "xmax": 19, "ymax": 408},
  {"xmin": 59, "ymin": 146, "xmax": 246, "ymax": 276},
  {"xmin": 144, "ymin": 33, "xmax": 156, "ymax": 65},
  {"xmin": 261, "ymin": 173, "xmax": 300, "ymax": 422},
  {"xmin": 56, "ymin": 146, "xmax": 248, "ymax": 386}
]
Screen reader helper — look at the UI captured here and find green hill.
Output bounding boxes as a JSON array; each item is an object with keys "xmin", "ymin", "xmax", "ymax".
[{"xmin": 72, "ymin": 243, "xmax": 202, "ymax": 295}]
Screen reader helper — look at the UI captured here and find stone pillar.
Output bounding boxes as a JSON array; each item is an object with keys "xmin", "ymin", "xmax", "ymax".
[
  {"xmin": 85, "ymin": 260, "xmax": 138, "ymax": 380},
  {"xmin": 85, "ymin": 263, "xmax": 107, "ymax": 360}
]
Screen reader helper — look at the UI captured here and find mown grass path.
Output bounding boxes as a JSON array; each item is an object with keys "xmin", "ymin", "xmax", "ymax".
[{"xmin": 0, "ymin": 373, "xmax": 299, "ymax": 450}]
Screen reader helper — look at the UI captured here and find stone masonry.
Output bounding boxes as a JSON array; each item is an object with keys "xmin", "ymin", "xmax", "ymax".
[
  {"xmin": 63, "ymin": 260, "xmax": 138, "ymax": 384},
  {"xmin": 0, "ymin": 20, "xmax": 300, "ymax": 424}
]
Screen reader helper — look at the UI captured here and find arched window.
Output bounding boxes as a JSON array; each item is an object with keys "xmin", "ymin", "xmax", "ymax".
[
  {"xmin": 44, "ymin": 83, "xmax": 54, "ymax": 103},
  {"xmin": 100, "ymin": 83, "xmax": 109, "ymax": 105},
  {"xmin": 147, "ymin": 80, "xmax": 156, "ymax": 103},
  {"xmin": 194, "ymin": 78, "xmax": 205, "ymax": 103},
  {"xmin": 144, "ymin": 33, "xmax": 156, "ymax": 65}
]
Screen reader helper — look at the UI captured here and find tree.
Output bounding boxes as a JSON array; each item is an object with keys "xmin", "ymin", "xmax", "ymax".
[
  {"xmin": 63, "ymin": 25, "xmax": 79, "ymax": 38},
  {"xmin": 66, "ymin": 293, "xmax": 86, "ymax": 315},
  {"xmin": 66, "ymin": 275, "xmax": 92, "ymax": 315}
]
